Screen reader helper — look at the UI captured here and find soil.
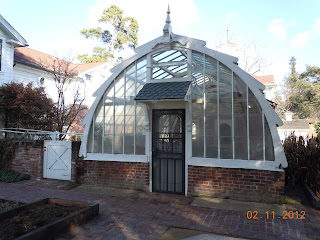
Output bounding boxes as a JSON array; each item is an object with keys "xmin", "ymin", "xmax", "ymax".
[
  {"xmin": 0, "ymin": 199, "xmax": 23, "ymax": 213},
  {"xmin": 0, "ymin": 203, "xmax": 83, "ymax": 240}
]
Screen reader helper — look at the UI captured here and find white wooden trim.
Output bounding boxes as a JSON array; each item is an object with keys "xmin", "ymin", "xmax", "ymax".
[
  {"xmin": 203, "ymin": 53, "xmax": 206, "ymax": 158},
  {"xmin": 123, "ymin": 69, "xmax": 126, "ymax": 154},
  {"xmin": 134, "ymin": 61, "xmax": 137, "ymax": 155},
  {"xmin": 0, "ymin": 15, "xmax": 28, "ymax": 46},
  {"xmin": 217, "ymin": 61, "xmax": 220, "ymax": 159},
  {"xmin": 231, "ymin": 71, "xmax": 235, "ymax": 159},
  {"xmin": 262, "ymin": 111, "xmax": 266, "ymax": 161},
  {"xmin": 85, "ymin": 153, "xmax": 148, "ymax": 162},
  {"xmin": 79, "ymin": 33, "xmax": 287, "ymax": 170},
  {"xmin": 185, "ymin": 101, "xmax": 191, "ymax": 196},
  {"xmin": 102, "ymin": 94, "xmax": 105, "ymax": 153},
  {"xmin": 189, "ymin": 157, "xmax": 284, "ymax": 172},
  {"xmin": 246, "ymin": 86, "xmax": 250, "ymax": 160}
]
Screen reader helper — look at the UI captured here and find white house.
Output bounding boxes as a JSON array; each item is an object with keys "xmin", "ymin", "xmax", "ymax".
[
  {"xmin": 278, "ymin": 111, "xmax": 310, "ymax": 142},
  {"xmin": 1, "ymin": 14, "xmax": 113, "ymax": 108},
  {"xmin": 0, "ymin": 14, "xmax": 28, "ymax": 129},
  {"xmin": 0, "ymin": 14, "xmax": 28, "ymax": 84},
  {"xmin": 250, "ymin": 74, "xmax": 277, "ymax": 101},
  {"xmin": 13, "ymin": 47, "xmax": 113, "ymax": 106}
]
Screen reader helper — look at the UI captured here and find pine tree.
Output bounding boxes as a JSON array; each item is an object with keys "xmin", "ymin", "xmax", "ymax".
[{"xmin": 79, "ymin": 5, "xmax": 139, "ymax": 64}]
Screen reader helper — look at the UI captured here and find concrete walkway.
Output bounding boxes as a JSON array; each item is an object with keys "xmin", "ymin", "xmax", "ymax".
[{"xmin": 0, "ymin": 180, "xmax": 319, "ymax": 240}]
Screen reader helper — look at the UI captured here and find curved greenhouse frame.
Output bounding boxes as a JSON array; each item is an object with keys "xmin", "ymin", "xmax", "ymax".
[{"xmin": 79, "ymin": 8, "xmax": 287, "ymax": 202}]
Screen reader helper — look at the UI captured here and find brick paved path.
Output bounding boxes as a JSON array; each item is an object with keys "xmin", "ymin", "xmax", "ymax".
[{"xmin": 1, "ymin": 180, "xmax": 319, "ymax": 240}]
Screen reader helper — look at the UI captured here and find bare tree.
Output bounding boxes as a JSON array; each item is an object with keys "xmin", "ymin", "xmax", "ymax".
[
  {"xmin": 39, "ymin": 57, "xmax": 86, "ymax": 139},
  {"xmin": 216, "ymin": 31, "xmax": 271, "ymax": 74},
  {"xmin": 239, "ymin": 40, "xmax": 271, "ymax": 74}
]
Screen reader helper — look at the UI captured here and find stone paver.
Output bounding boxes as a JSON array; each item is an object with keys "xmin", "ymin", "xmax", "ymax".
[
  {"xmin": 192, "ymin": 197, "xmax": 286, "ymax": 216},
  {"xmin": 0, "ymin": 180, "xmax": 319, "ymax": 240}
]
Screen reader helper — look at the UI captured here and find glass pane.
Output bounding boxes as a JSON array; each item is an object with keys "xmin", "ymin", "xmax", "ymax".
[
  {"xmin": 125, "ymin": 104, "xmax": 135, "ymax": 154},
  {"xmin": 124, "ymin": 64, "xmax": 136, "ymax": 154},
  {"xmin": 205, "ymin": 56, "xmax": 218, "ymax": 158},
  {"xmin": 248, "ymin": 89, "xmax": 263, "ymax": 160},
  {"xmin": 233, "ymin": 74, "xmax": 248, "ymax": 160},
  {"xmin": 265, "ymin": 116, "xmax": 275, "ymax": 161},
  {"xmin": 152, "ymin": 50, "xmax": 188, "ymax": 79},
  {"xmin": 137, "ymin": 57, "xmax": 147, "ymax": 96},
  {"xmin": 93, "ymin": 100, "xmax": 103, "ymax": 153},
  {"xmin": 220, "ymin": 121, "xmax": 233, "ymax": 159},
  {"xmin": 135, "ymin": 103, "xmax": 145, "ymax": 155},
  {"xmin": 158, "ymin": 115, "xmax": 170, "ymax": 134},
  {"xmin": 114, "ymin": 74, "xmax": 125, "ymax": 154},
  {"xmin": 219, "ymin": 63, "xmax": 232, "ymax": 115},
  {"xmin": 192, "ymin": 52, "xmax": 204, "ymax": 157},
  {"xmin": 137, "ymin": 56, "xmax": 147, "ymax": 92},
  {"xmin": 219, "ymin": 63, "xmax": 232, "ymax": 159},
  {"xmin": 104, "ymin": 82, "xmax": 114, "ymax": 154},
  {"xmin": 114, "ymin": 135, "xmax": 123, "ymax": 154},
  {"xmin": 126, "ymin": 63, "xmax": 135, "ymax": 93},
  {"xmin": 115, "ymin": 74, "xmax": 125, "ymax": 99}
]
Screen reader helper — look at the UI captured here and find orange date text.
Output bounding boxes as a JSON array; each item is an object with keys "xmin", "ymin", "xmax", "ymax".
[{"xmin": 246, "ymin": 211, "xmax": 305, "ymax": 219}]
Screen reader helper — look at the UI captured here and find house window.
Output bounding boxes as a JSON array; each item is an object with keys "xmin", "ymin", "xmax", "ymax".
[
  {"xmin": 0, "ymin": 39, "xmax": 2, "ymax": 71},
  {"xmin": 191, "ymin": 52, "xmax": 275, "ymax": 161},
  {"xmin": 87, "ymin": 56, "xmax": 147, "ymax": 155}
]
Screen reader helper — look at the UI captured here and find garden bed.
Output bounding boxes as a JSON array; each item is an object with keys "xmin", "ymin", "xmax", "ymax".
[
  {"xmin": 304, "ymin": 184, "xmax": 320, "ymax": 210},
  {"xmin": 0, "ymin": 199, "xmax": 23, "ymax": 213},
  {"xmin": 0, "ymin": 198, "xmax": 99, "ymax": 240}
]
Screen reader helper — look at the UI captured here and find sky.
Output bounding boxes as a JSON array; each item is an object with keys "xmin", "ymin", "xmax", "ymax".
[{"xmin": 1, "ymin": 0, "xmax": 320, "ymax": 86}]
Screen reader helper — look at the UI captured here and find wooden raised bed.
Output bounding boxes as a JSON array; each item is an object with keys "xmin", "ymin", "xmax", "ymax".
[
  {"xmin": 304, "ymin": 184, "xmax": 320, "ymax": 210},
  {"xmin": 0, "ymin": 198, "xmax": 99, "ymax": 240}
]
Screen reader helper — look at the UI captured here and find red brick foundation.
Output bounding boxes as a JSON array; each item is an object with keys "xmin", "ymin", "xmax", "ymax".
[
  {"xmin": 11, "ymin": 141, "xmax": 44, "ymax": 179},
  {"xmin": 188, "ymin": 165, "xmax": 284, "ymax": 204},
  {"xmin": 7, "ymin": 140, "xmax": 285, "ymax": 204},
  {"xmin": 82, "ymin": 161, "xmax": 149, "ymax": 191}
]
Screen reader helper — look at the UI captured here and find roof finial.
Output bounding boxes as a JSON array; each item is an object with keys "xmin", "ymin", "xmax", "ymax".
[
  {"xmin": 166, "ymin": 5, "xmax": 171, "ymax": 24},
  {"xmin": 163, "ymin": 4, "xmax": 172, "ymax": 37}
]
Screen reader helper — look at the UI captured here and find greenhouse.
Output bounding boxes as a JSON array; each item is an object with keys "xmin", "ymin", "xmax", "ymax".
[{"xmin": 79, "ymin": 8, "xmax": 287, "ymax": 203}]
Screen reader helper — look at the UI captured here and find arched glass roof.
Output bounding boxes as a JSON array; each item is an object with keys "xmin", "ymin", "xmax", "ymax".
[{"xmin": 79, "ymin": 7, "xmax": 287, "ymax": 170}]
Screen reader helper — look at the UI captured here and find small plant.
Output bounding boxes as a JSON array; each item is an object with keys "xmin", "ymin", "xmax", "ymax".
[
  {"xmin": 284, "ymin": 196, "xmax": 301, "ymax": 205},
  {"xmin": 0, "ymin": 169, "xmax": 30, "ymax": 183}
]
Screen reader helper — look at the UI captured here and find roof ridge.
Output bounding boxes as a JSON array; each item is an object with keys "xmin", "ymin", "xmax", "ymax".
[{"xmin": 15, "ymin": 47, "xmax": 68, "ymax": 62}]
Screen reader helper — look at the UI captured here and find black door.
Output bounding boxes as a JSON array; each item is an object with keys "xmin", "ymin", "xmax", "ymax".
[{"xmin": 152, "ymin": 109, "xmax": 185, "ymax": 194}]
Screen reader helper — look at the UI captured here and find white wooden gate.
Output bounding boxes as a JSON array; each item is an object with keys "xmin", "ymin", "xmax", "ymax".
[{"xmin": 43, "ymin": 141, "xmax": 71, "ymax": 180}]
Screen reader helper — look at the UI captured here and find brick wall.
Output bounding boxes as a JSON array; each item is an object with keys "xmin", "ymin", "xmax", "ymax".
[
  {"xmin": 188, "ymin": 166, "xmax": 284, "ymax": 204},
  {"xmin": 71, "ymin": 141, "xmax": 85, "ymax": 184},
  {"xmin": 10, "ymin": 141, "xmax": 44, "ymax": 179},
  {"xmin": 82, "ymin": 161, "xmax": 149, "ymax": 191}
]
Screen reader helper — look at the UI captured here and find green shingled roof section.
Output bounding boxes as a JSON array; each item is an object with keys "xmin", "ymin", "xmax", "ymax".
[{"xmin": 134, "ymin": 81, "xmax": 192, "ymax": 100}]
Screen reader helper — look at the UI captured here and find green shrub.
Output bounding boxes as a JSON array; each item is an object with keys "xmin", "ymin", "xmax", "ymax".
[
  {"xmin": 0, "ymin": 141, "xmax": 15, "ymax": 169},
  {"xmin": 283, "ymin": 135, "xmax": 320, "ymax": 194},
  {"xmin": 0, "ymin": 169, "xmax": 30, "ymax": 183}
]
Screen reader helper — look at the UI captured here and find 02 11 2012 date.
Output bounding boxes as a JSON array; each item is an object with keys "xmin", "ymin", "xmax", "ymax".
[{"xmin": 247, "ymin": 211, "xmax": 305, "ymax": 219}]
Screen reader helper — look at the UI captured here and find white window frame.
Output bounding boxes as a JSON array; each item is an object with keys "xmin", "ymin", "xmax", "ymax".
[{"xmin": 0, "ymin": 38, "xmax": 3, "ymax": 72}]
